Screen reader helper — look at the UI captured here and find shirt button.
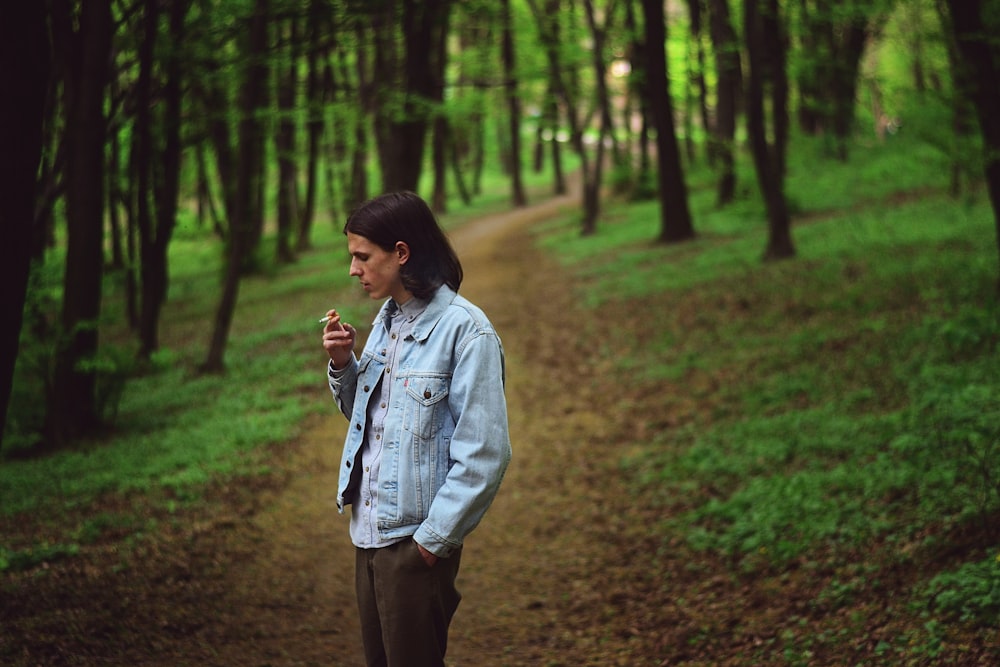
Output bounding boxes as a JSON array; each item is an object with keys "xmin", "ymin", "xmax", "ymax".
[
  {"xmin": 365, "ymin": 500, "xmax": 370, "ymax": 506},
  {"xmin": 391, "ymin": 333, "xmax": 397, "ymax": 340},
  {"xmin": 376, "ymin": 434, "xmax": 381, "ymax": 440},
  {"xmin": 381, "ymin": 402, "xmax": 386, "ymax": 408}
]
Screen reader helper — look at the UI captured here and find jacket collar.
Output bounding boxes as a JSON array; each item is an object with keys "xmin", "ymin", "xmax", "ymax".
[{"xmin": 372, "ymin": 285, "xmax": 456, "ymax": 342}]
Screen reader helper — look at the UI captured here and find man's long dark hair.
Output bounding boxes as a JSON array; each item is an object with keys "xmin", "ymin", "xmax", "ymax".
[{"xmin": 344, "ymin": 191, "xmax": 463, "ymax": 300}]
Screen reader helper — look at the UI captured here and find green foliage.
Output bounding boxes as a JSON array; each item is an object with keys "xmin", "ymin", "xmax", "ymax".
[
  {"xmin": 0, "ymin": 542, "xmax": 79, "ymax": 574},
  {"xmin": 541, "ymin": 108, "xmax": 1000, "ymax": 656},
  {"xmin": 674, "ymin": 408, "xmax": 905, "ymax": 563},
  {"xmin": 922, "ymin": 552, "xmax": 1000, "ymax": 625},
  {"xmin": 0, "ymin": 222, "xmax": 351, "ymax": 514},
  {"xmin": 892, "ymin": 375, "xmax": 1000, "ymax": 521}
]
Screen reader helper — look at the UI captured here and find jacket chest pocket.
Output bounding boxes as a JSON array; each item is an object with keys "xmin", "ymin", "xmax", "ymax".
[{"xmin": 401, "ymin": 373, "xmax": 450, "ymax": 440}]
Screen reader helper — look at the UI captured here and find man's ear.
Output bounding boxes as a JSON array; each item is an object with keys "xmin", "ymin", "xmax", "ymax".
[{"xmin": 395, "ymin": 241, "xmax": 411, "ymax": 265}]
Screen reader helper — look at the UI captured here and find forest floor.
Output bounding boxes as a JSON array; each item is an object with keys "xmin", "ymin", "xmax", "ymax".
[{"xmin": 3, "ymin": 183, "xmax": 997, "ymax": 666}]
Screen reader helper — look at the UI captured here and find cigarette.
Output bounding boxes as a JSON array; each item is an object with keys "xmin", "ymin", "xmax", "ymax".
[{"xmin": 319, "ymin": 315, "xmax": 333, "ymax": 324}]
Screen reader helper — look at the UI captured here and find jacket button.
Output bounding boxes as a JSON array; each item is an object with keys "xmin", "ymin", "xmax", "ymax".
[
  {"xmin": 424, "ymin": 390, "xmax": 431, "ymax": 399},
  {"xmin": 363, "ymin": 385, "xmax": 370, "ymax": 392},
  {"xmin": 355, "ymin": 423, "xmax": 362, "ymax": 430}
]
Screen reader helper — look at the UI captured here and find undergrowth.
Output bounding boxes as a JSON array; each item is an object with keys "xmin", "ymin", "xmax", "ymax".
[{"xmin": 539, "ymin": 128, "xmax": 1000, "ymax": 660}]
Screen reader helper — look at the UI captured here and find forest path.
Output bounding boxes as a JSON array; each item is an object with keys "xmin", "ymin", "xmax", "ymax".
[
  {"xmin": 4, "ymin": 176, "xmax": 671, "ymax": 667},
  {"xmin": 210, "ymin": 181, "xmax": 635, "ymax": 667}
]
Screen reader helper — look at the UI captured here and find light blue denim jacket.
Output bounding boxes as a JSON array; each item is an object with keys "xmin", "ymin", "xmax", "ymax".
[{"xmin": 328, "ymin": 285, "xmax": 511, "ymax": 557}]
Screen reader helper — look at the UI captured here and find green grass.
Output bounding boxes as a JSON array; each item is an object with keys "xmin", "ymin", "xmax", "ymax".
[{"xmin": 535, "ymin": 127, "xmax": 1000, "ymax": 648}]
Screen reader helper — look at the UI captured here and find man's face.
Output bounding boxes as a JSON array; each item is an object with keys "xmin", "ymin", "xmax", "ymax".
[{"xmin": 346, "ymin": 232, "xmax": 410, "ymax": 303}]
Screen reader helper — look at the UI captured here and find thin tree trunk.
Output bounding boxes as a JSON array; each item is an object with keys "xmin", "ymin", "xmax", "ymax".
[
  {"xmin": 765, "ymin": 0, "xmax": 789, "ymax": 180},
  {"xmin": 449, "ymin": 135, "xmax": 473, "ymax": 205},
  {"xmin": 936, "ymin": 0, "xmax": 977, "ymax": 198},
  {"xmin": 297, "ymin": 0, "xmax": 325, "ymax": 252},
  {"xmin": 795, "ymin": 0, "xmax": 826, "ymax": 135},
  {"xmin": 134, "ymin": 0, "xmax": 158, "ymax": 356},
  {"xmin": 431, "ymin": 2, "xmax": 452, "ymax": 212},
  {"xmin": 706, "ymin": 0, "xmax": 741, "ymax": 205},
  {"xmin": 688, "ymin": 0, "xmax": 711, "ymax": 166},
  {"xmin": 625, "ymin": 0, "xmax": 653, "ymax": 190},
  {"xmin": 107, "ymin": 130, "xmax": 125, "ymax": 270},
  {"xmin": 584, "ymin": 0, "xmax": 621, "ymax": 167},
  {"xmin": 501, "ymin": 0, "xmax": 527, "ymax": 207},
  {"xmin": 528, "ymin": 0, "xmax": 600, "ymax": 233},
  {"xmin": 203, "ymin": 0, "xmax": 269, "ymax": 373},
  {"xmin": 640, "ymin": 0, "xmax": 695, "ymax": 243},
  {"xmin": 49, "ymin": 0, "xmax": 114, "ymax": 443},
  {"xmin": 745, "ymin": 0, "xmax": 794, "ymax": 260},
  {"xmin": 944, "ymin": 0, "xmax": 1000, "ymax": 294},
  {"xmin": 0, "ymin": 1, "xmax": 50, "ymax": 446},
  {"xmin": 348, "ymin": 19, "xmax": 370, "ymax": 212},
  {"xmin": 276, "ymin": 17, "xmax": 300, "ymax": 264},
  {"xmin": 829, "ymin": 19, "xmax": 867, "ymax": 161},
  {"xmin": 140, "ymin": 0, "xmax": 188, "ymax": 358},
  {"xmin": 548, "ymin": 88, "xmax": 566, "ymax": 196}
]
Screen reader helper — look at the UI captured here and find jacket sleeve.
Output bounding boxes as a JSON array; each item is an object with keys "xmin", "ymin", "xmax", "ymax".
[
  {"xmin": 328, "ymin": 356, "xmax": 359, "ymax": 420},
  {"xmin": 414, "ymin": 330, "xmax": 512, "ymax": 557}
]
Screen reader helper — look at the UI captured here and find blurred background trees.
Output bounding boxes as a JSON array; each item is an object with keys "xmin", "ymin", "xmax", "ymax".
[{"xmin": 1, "ymin": 0, "xmax": 998, "ymax": 452}]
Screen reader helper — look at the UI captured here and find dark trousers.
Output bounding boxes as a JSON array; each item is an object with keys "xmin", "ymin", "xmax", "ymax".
[{"xmin": 355, "ymin": 540, "xmax": 463, "ymax": 667}]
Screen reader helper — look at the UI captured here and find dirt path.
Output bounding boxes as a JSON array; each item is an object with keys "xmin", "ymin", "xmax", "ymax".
[
  {"xmin": 199, "ymin": 186, "xmax": 634, "ymax": 666},
  {"xmin": 3, "ymin": 185, "xmax": 676, "ymax": 667}
]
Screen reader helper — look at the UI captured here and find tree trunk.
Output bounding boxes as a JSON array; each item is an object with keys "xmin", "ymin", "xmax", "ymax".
[
  {"xmin": 203, "ymin": 0, "xmax": 269, "ymax": 373},
  {"xmin": 247, "ymin": 59, "xmax": 270, "ymax": 272},
  {"xmin": 348, "ymin": 18, "xmax": 371, "ymax": 212},
  {"xmin": 276, "ymin": 17, "xmax": 300, "ymax": 264},
  {"xmin": 373, "ymin": 0, "xmax": 450, "ymax": 194},
  {"xmin": 142, "ymin": 0, "xmax": 188, "ymax": 358},
  {"xmin": 49, "ymin": 0, "xmax": 114, "ymax": 443},
  {"xmin": 297, "ymin": 0, "xmax": 325, "ymax": 252},
  {"xmin": 828, "ymin": 19, "xmax": 868, "ymax": 161},
  {"xmin": 687, "ymin": 0, "xmax": 711, "ymax": 167},
  {"xmin": 583, "ymin": 0, "xmax": 621, "ymax": 167},
  {"xmin": 548, "ymin": 84, "xmax": 566, "ymax": 196},
  {"xmin": 765, "ymin": 0, "xmax": 789, "ymax": 180},
  {"xmin": 706, "ymin": 0, "xmax": 741, "ymax": 205},
  {"xmin": 640, "ymin": 0, "xmax": 695, "ymax": 243},
  {"xmin": 944, "ymin": 0, "xmax": 1000, "ymax": 294},
  {"xmin": 796, "ymin": 0, "xmax": 882, "ymax": 161},
  {"xmin": 528, "ymin": 0, "xmax": 604, "ymax": 234},
  {"xmin": 745, "ymin": 0, "xmax": 795, "ymax": 261},
  {"xmin": 0, "ymin": 1, "xmax": 50, "ymax": 447},
  {"xmin": 625, "ymin": 0, "xmax": 653, "ymax": 191},
  {"xmin": 431, "ymin": 2, "xmax": 452, "ymax": 212},
  {"xmin": 501, "ymin": 0, "xmax": 527, "ymax": 207},
  {"xmin": 200, "ymin": 80, "xmax": 237, "ymax": 238},
  {"xmin": 130, "ymin": 0, "xmax": 189, "ymax": 361},
  {"xmin": 134, "ymin": 0, "xmax": 158, "ymax": 356},
  {"xmin": 936, "ymin": 0, "xmax": 978, "ymax": 198},
  {"xmin": 795, "ymin": 0, "xmax": 826, "ymax": 135}
]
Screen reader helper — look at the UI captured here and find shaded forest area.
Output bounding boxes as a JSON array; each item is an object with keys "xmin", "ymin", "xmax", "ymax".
[
  {"xmin": 1, "ymin": 1, "xmax": 1000, "ymax": 664},
  {"xmin": 1, "ymin": 0, "xmax": 999, "ymax": 453}
]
